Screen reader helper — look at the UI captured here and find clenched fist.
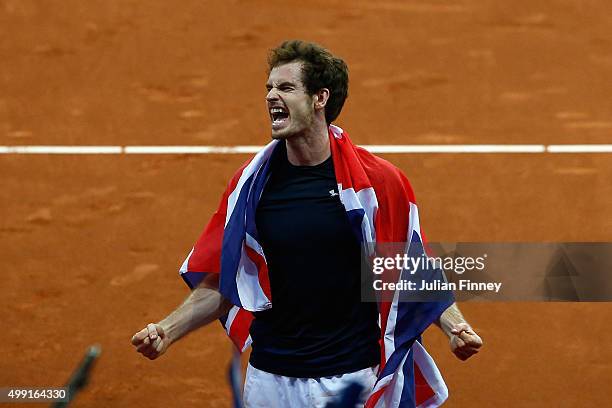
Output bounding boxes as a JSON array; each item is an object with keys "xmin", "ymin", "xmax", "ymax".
[
  {"xmin": 450, "ymin": 323, "xmax": 483, "ymax": 361},
  {"xmin": 131, "ymin": 323, "xmax": 170, "ymax": 360}
]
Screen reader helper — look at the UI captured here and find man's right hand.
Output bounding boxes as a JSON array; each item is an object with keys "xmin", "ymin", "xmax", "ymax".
[{"xmin": 131, "ymin": 323, "xmax": 170, "ymax": 360}]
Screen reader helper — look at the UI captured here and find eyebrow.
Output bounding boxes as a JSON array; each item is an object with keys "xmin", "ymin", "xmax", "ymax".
[{"xmin": 266, "ymin": 81, "xmax": 297, "ymax": 89}]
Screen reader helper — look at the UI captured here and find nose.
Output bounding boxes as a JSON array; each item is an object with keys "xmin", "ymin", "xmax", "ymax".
[{"xmin": 266, "ymin": 87, "xmax": 278, "ymax": 102}]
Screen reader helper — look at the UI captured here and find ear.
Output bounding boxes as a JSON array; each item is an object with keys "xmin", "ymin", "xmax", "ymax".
[{"xmin": 313, "ymin": 88, "xmax": 330, "ymax": 110}]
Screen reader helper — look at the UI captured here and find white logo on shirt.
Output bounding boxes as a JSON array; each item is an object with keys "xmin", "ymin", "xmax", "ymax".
[{"xmin": 329, "ymin": 189, "xmax": 339, "ymax": 197}]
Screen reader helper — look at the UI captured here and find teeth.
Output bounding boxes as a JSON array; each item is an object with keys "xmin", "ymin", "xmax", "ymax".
[{"xmin": 270, "ymin": 108, "xmax": 284, "ymax": 114}]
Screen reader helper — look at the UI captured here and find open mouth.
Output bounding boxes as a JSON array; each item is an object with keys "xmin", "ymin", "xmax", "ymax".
[{"xmin": 269, "ymin": 107, "xmax": 289, "ymax": 129}]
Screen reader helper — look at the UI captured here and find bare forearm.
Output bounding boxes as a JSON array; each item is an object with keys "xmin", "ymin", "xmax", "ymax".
[
  {"xmin": 158, "ymin": 285, "xmax": 232, "ymax": 345},
  {"xmin": 437, "ymin": 302, "xmax": 467, "ymax": 338}
]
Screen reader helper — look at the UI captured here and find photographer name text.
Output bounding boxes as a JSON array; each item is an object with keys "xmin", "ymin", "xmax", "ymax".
[{"xmin": 373, "ymin": 279, "xmax": 502, "ymax": 293}]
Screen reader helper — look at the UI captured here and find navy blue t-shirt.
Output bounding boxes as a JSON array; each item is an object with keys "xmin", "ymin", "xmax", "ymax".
[{"xmin": 250, "ymin": 141, "xmax": 380, "ymax": 378}]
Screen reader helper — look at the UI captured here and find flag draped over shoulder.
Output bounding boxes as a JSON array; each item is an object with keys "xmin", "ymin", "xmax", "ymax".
[{"xmin": 179, "ymin": 125, "xmax": 454, "ymax": 407}]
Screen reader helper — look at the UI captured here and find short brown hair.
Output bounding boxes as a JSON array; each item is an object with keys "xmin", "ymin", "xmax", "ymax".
[{"xmin": 268, "ymin": 40, "xmax": 349, "ymax": 124}]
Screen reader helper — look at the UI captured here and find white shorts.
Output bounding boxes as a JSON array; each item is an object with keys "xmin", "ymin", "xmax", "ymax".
[{"xmin": 243, "ymin": 363, "xmax": 377, "ymax": 408}]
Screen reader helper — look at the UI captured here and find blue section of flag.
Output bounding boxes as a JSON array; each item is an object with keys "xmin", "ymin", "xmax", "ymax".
[
  {"xmin": 399, "ymin": 347, "xmax": 416, "ymax": 405},
  {"xmin": 345, "ymin": 208, "xmax": 366, "ymax": 243},
  {"xmin": 245, "ymin": 154, "xmax": 273, "ymax": 241},
  {"xmin": 219, "ymin": 173, "xmax": 256, "ymax": 308}
]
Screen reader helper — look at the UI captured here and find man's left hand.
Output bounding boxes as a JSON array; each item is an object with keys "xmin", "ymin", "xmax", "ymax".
[{"xmin": 449, "ymin": 323, "xmax": 483, "ymax": 361}]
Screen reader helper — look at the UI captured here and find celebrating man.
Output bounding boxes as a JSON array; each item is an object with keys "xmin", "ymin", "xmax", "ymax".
[{"xmin": 131, "ymin": 40, "xmax": 482, "ymax": 407}]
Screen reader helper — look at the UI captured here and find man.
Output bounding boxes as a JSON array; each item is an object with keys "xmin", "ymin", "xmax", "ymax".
[{"xmin": 131, "ymin": 40, "xmax": 482, "ymax": 407}]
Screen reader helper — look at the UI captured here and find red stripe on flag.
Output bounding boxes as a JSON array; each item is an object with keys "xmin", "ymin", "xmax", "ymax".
[
  {"xmin": 378, "ymin": 300, "xmax": 391, "ymax": 373},
  {"xmin": 228, "ymin": 309, "xmax": 253, "ymax": 351},
  {"xmin": 415, "ymin": 360, "xmax": 435, "ymax": 405},
  {"xmin": 364, "ymin": 385, "xmax": 386, "ymax": 408}
]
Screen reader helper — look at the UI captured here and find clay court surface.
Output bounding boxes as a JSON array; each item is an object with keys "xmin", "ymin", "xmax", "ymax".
[{"xmin": 1, "ymin": 1, "xmax": 611, "ymax": 406}]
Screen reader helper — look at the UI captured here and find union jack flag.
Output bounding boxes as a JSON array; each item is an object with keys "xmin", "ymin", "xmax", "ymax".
[{"xmin": 180, "ymin": 125, "xmax": 454, "ymax": 407}]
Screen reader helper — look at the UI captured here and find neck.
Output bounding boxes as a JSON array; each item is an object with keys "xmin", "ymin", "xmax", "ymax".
[{"xmin": 285, "ymin": 120, "xmax": 330, "ymax": 166}]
